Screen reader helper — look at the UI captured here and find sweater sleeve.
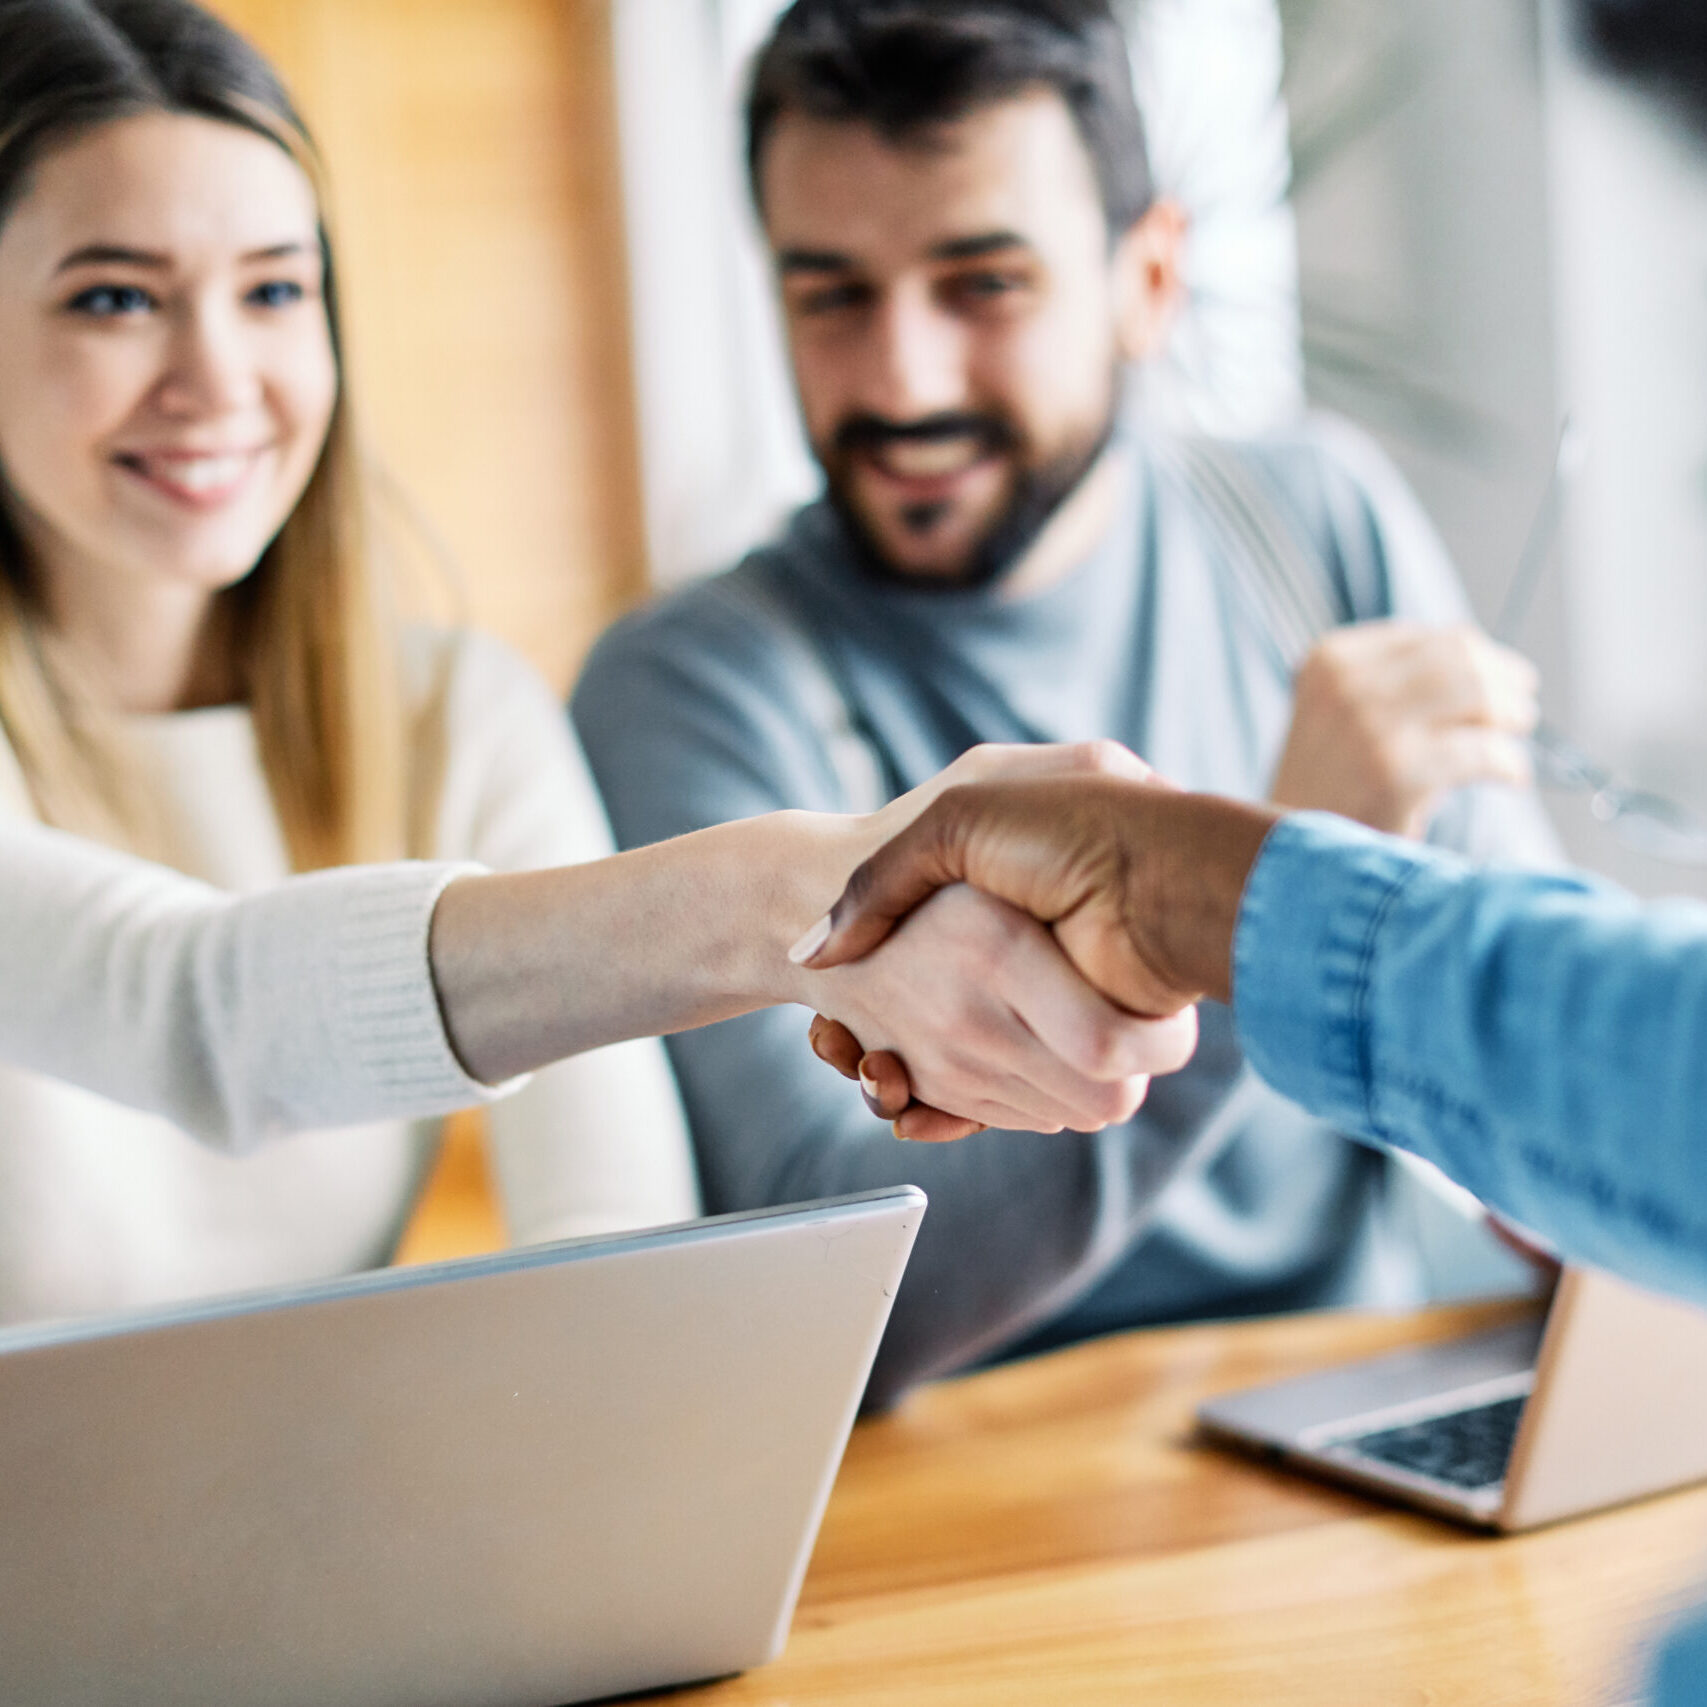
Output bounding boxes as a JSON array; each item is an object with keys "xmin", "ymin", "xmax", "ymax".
[
  {"xmin": 426, "ymin": 630, "xmax": 700, "ymax": 1243},
  {"xmin": 0, "ymin": 818, "xmax": 500, "ymax": 1152}
]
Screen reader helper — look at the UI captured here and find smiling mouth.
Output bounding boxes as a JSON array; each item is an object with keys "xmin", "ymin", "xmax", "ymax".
[
  {"xmin": 867, "ymin": 436, "xmax": 994, "ymax": 483},
  {"xmin": 113, "ymin": 449, "xmax": 267, "ymax": 506}
]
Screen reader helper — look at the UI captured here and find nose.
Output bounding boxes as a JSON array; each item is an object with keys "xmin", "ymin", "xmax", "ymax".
[
  {"xmin": 154, "ymin": 294, "xmax": 262, "ymax": 419},
  {"xmin": 858, "ymin": 281, "xmax": 968, "ymax": 424}
]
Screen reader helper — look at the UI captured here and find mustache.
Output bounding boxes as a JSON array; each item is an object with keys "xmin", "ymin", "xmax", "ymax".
[{"xmin": 831, "ymin": 412, "xmax": 1021, "ymax": 459}]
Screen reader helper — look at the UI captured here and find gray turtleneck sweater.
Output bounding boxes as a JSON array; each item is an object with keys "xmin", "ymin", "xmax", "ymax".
[{"xmin": 573, "ymin": 417, "xmax": 1559, "ymax": 1406}]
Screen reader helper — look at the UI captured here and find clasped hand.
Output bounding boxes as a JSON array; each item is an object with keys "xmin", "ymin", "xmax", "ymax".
[
  {"xmin": 796, "ymin": 764, "xmax": 1278, "ymax": 1141},
  {"xmin": 782, "ymin": 743, "xmax": 1202, "ymax": 1138}
]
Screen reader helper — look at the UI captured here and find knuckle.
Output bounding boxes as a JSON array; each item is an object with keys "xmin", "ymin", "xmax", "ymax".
[
  {"xmin": 956, "ymin": 742, "xmax": 1020, "ymax": 781},
  {"xmin": 1296, "ymin": 648, "xmax": 1358, "ymax": 715},
  {"xmin": 1079, "ymin": 1015, "xmax": 1135, "ymax": 1082},
  {"xmin": 1073, "ymin": 737, "xmax": 1138, "ymax": 777},
  {"xmin": 1082, "ymin": 1079, "xmax": 1137, "ymax": 1128}
]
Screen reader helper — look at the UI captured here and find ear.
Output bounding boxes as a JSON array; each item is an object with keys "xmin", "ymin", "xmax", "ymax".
[{"xmin": 1111, "ymin": 197, "xmax": 1187, "ymax": 364}]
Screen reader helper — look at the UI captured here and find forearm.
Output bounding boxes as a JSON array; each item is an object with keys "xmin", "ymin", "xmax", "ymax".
[
  {"xmin": 0, "ymin": 821, "xmax": 487, "ymax": 1148},
  {"xmin": 1235, "ymin": 814, "xmax": 1707, "ymax": 1303},
  {"xmin": 429, "ymin": 810, "xmax": 869, "ymax": 1083}
]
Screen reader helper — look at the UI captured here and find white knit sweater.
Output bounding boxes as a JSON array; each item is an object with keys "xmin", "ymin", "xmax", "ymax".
[{"xmin": 0, "ymin": 629, "xmax": 699, "ymax": 1326}]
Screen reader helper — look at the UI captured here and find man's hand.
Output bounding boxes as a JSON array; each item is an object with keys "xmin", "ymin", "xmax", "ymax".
[
  {"xmin": 795, "ymin": 777, "xmax": 1278, "ymax": 1139},
  {"xmin": 1271, "ymin": 622, "xmax": 1538, "ymax": 838}
]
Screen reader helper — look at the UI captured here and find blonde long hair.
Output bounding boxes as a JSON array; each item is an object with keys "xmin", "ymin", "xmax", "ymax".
[{"xmin": 0, "ymin": 0, "xmax": 407, "ymax": 870}]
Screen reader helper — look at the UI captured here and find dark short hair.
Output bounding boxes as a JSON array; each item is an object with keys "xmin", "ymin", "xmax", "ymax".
[
  {"xmin": 1578, "ymin": 0, "xmax": 1707, "ymax": 112},
  {"xmin": 746, "ymin": 0, "xmax": 1154, "ymax": 234}
]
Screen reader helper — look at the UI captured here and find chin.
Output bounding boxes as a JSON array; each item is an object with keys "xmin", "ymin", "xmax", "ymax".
[
  {"xmin": 113, "ymin": 543, "xmax": 266, "ymax": 596},
  {"xmin": 859, "ymin": 504, "xmax": 989, "ymax": 580}
]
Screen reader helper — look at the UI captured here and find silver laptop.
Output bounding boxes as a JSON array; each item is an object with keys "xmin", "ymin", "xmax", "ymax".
[
  {"xmin": 0, "ymin": 1186, "xmax": 924, "ymax": 1707},
  {"xmin": 1198, "ymin": 1265, "xmax": 1707, "ymax": 1530}
]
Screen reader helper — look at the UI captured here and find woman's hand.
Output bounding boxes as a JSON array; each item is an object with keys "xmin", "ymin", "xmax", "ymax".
[{"xmin": 788, "ymin": 881, "xmax": 1198, "ymax": 1138}]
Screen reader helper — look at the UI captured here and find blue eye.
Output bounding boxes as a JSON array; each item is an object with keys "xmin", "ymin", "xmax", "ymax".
[
  {"xmin": 67, "ymin": 284, "xmax": 153, "ymax": 317},
  {"xmin": 247, "ymin": 279, "xmax": 305, "ymax": 309}
]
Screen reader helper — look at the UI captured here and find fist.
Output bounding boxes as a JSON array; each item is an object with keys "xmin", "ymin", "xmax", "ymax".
[{"xmin": 1271, "ymin": 621, "xmax": 1539, "ymax": 838}]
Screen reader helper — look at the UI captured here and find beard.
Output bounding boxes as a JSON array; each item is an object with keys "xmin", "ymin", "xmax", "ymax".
[{"xmin": 817, "ymin": 402, "xmax": 1118, "ymax": 592}]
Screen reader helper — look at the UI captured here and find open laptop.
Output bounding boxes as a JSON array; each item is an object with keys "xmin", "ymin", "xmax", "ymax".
[
  {"xmin": 1198, "ymin": 1265, "xmax": 1707, "ymax": 1530},
  {"xmin": 0, "ymin": 1185, "xmax": 924, "ymax": 1707}
]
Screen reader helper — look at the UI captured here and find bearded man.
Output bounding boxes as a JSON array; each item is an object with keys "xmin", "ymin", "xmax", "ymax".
[{"xmin": 573, "ymin": 0, "xmax": 1559, "ymax": 1406}]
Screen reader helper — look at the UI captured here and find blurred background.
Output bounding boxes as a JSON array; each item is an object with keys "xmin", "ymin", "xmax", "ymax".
[{"xmin": 213, "ymin": 0, "xmax": 1707, "ymax": 898}]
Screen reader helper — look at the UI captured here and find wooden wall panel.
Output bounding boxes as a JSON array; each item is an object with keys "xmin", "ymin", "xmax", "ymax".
[{"xmin": 209, "ymin": 0, "xmax": 646, "ymax": 692}]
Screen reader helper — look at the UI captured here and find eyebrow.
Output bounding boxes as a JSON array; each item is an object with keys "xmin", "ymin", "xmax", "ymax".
[
  {"xmin": 776, "ymin": 230, "xmax": 1034, "ymax": 275},
  {"xmin": 54, "ymin": 240, "xmax": 315, "ymax": 274},
  {"xmin": 929, "ymin": 231, "xmax": 1032, "ymax": 262},
  {"xmin": 777, "ymin": 247, "xmax": 856, "ymax": 274}
]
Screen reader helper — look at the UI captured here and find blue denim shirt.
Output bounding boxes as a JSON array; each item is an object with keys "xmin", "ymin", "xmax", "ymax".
[{"xmin": 1234, "ymin": 811, "xmax": 1707, "ymax": 1703}]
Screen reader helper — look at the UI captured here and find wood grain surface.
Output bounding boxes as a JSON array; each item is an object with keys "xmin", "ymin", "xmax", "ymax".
[{"xmin": 686, "ymin": 1302, "xmax": 1707, "ymax": 1706}]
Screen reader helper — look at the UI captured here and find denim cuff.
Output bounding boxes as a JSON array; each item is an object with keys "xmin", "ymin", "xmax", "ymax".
[{"xmin": 1232, "ymin": 812, "xmax": 1427, "ymax": 1135}]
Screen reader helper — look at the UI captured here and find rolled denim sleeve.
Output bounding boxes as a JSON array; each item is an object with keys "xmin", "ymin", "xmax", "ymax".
[{"xmin": 1233, "ymin": 812, "xmax": 1707, "ymax": 1309}]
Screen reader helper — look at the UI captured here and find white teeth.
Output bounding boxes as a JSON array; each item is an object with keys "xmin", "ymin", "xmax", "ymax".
[
  {"xmin": 877, "ymin": 438, "xmax": 982, "ymax": 479},
  {"xmin": 134, "ymin": 454, "xmax": 254, "ymax": 494}
]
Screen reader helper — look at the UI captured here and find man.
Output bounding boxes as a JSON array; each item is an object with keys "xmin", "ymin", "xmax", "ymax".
[
  {"xmin": 800, "ymin": 770, "xmax": 1707, "ymax": 1700},
  {"xmin": 573, "ymin": 0, "xmax": 1556, "ymax": 1405}
]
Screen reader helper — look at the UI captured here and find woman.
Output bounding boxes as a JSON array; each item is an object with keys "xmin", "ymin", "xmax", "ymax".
[{"xmin": 0, "ymin": 0, "xmax": 1187, "ymax": 1324}]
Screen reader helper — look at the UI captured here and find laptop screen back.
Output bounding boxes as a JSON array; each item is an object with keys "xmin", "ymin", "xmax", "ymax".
[{"xmin": 0, "ymin": 1188, "xmax": 924, "ymax": 1707}]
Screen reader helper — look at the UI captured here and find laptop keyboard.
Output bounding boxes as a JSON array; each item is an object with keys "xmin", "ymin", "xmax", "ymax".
[{"xmin": 1343, "ymin": 1395, "xmax": 1527, "ymax": 1491}]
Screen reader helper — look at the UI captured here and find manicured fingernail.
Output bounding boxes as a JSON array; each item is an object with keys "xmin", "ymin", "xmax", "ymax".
[
  {"xmin": 858, "ymin": 1061, "xmax": 879, "ymax": 1098},
  {"xmin": 788, "ymin": 913, "xmax": 832, "ymax": 965}
]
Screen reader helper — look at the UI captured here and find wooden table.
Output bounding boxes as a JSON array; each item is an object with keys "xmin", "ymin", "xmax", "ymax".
[{"xmin": 680, "ymin": 1302, "xmax": 1707, "ymax": 1706}]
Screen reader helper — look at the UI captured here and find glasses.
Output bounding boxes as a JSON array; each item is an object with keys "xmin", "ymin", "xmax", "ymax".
[{"xmin": 1494, "ymin": 420, "xmax": 1707, "ymax": 866}]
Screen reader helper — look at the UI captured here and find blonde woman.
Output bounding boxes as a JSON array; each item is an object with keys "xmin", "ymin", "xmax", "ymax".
[{"xmin": 0, "ymin": 0, "xmax": 1189, "ymax": 1326}]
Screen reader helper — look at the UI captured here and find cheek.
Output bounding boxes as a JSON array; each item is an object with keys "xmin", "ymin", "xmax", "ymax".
[
  {"xmin": 267, "ymin": 333, "xmax": 339, "ymax": 487},
  {"xmin": 786, "ymin": 330, "xmax": 848, "ymax": 447},
  {"xmin": 973, "ymin": 284, "xmax": 1120, "ymax": 445},
  {"xmin": 0, "ymin": 324, "xmax": 150, "ymax": 511}
]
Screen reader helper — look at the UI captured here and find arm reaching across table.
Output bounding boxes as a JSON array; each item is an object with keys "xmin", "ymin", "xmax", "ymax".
[
  {"xmin": 0, "ymin": 749, "xmax": 1195, "ymax": 1156},
  {"xmin": 801, "ymin": 777, "xmax": 1707, "ymax": 1311}
]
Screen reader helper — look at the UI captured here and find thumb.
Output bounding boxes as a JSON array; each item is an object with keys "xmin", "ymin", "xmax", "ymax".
[{"xmin": 791, "ymin": 798, "xmax": 971, "ymax": 970}]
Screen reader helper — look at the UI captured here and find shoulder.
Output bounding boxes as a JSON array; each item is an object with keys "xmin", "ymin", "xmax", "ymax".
[
  {"xmin": 403, "ymin": 625, "xmax": 609, "ymax": 871},
  {"xmin": 402, "ymin": 623, "xmax": 562, "ymax": 732},
  {"xmin": 573, "ymin": 542, "xmax": 837, "ymax": 771},
  {"xmin": 576, "ymin": 549, "xmax": 813, "ymax": 712},
  {"xmin": 1145, "ymin": 413, "xmax": 1399, "ymax": 529},
  {"xmin": 573, "ymin": 535, "xmax": 857, "ymax": 841},
  {"xmin": 1145, "ymin": 415, "xmax": 1465, "ymax": 625}
]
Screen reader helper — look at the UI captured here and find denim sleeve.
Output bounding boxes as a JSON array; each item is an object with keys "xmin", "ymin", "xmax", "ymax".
[
  {"xmin": 1649, "ymin": 1603, "xmax": 1707, "ymax": 1707},
  {"xmin": 1234, "ymin": 813, "xmax": 1707, "ymax": 1308}
]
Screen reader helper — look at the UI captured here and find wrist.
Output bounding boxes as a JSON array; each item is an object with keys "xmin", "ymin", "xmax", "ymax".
[
  {"xmin": 726, "ymin": 810, "xmax": 890, "ymax": 1012},
  {"xmin": 1139, "ymin": 794, "xmax": 1279, "ymax": 1004}
]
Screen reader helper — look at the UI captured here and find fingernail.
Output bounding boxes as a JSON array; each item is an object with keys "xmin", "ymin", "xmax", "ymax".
[
  {"xmin": 788, "ymin": 913, "xmax": 831, "ymax": 965},
  {"xmin": 858, "ymin": 1061, "xmax": 878, "ymax": 1097},
  {"xmin": 861, "ymin": 1083, "xmax": 885, "ymax": 1120}
]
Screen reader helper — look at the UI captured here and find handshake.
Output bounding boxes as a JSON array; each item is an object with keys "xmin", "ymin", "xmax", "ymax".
[{"xmin": 787, "ymin": 743, "xmax": 1282, "ymax": 1142}]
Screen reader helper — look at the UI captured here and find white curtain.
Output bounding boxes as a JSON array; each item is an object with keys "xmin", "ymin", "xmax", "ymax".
[{"xmin": 613, "ymin": 0, "xmax": 1304, "ymax": 588}]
